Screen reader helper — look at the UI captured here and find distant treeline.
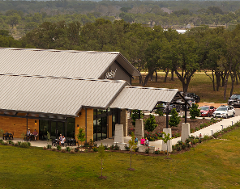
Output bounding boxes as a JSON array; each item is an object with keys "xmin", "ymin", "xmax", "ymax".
[{"xmin": 1, "ymin": 1, "xmax": 240, "ymax": 38}]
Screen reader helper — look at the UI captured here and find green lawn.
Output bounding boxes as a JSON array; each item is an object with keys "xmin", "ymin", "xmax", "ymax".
[
  {"xmin": 133, "ymin": 72, "xmax": 240, "ymax": 103},
  {"xmin": 1, "ymin": 127, "xmax": 240, "ymax": 189}
]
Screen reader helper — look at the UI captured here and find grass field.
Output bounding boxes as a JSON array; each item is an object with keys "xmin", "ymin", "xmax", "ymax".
[
  {"xmin": 132, "ymin": 72, "xmax": 240, "ymax": 103},
  {"xmin": 1, "ymin": 126, "xmax": 240, "ymax": 189}
]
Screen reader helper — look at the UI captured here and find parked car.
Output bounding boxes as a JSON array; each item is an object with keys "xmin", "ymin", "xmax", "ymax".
[
  {"xmin": 212, "ymin": 105, "xmax": 235, "ymax": 118},
  {"xmin": 199, "ymin": 105, "xmax": 216, "ymax": 117},
  {"xmin": 228, "ymin": 94, "xmax": 240, "ymax": 107}
]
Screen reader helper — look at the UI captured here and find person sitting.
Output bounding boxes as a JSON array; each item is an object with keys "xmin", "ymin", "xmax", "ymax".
[
  {"xmin": 33, "ymin": 129, "xmax": 38, "ymax": 141},
  {"xmin": 140, "ymin": 137, "xmax": 145, "ymax": 145},
  {"xmin": 59, "ymin": 134, "xmax": 63, "ymax": 145},
  {"xmin": 27, "ymin": 128, "xmax": 31, "ymax": 141},
  {"xmin": 145, "ymin": 137, "xmax": 149, "ymax": 146},
  {"xmin": 134, "ymin": 136, "xmax": 138, "ymax": 144},
  {"xmin": 61, "ymin": 136, "xmax": 66, "ymax": 146}
]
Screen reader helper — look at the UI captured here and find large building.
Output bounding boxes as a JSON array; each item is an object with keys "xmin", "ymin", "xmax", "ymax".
[{"xmin": 0, "ymin": 48, "xmax": 179, "ymax": 143}]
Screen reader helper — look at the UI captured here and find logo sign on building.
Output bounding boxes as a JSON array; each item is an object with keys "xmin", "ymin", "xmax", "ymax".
[{"xmin": 105, "ymin": 69, "xmax": 117, "ymax": 79}]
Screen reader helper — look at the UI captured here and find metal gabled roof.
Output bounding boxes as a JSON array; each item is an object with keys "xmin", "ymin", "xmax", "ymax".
[
  {"xmin": 0, "ymin": 74, "xmax": 128, "ymax": 116},
  {"xmin": 0, "ymin": 48, "xmax": 140, "ymax": 78},
  {"xmin": 110, "ymin": 86, "xmax": 178, "ymax": 111}
]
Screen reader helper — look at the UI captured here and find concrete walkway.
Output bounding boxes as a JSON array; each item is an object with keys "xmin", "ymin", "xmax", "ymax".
[{"xmin": 5, "ymin": 116, "xmax": 240, "ymax": 150}]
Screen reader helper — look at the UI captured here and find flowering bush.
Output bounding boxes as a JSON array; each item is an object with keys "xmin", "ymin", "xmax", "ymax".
[
  {"xmin": 155, "ymin": 148, "xmax": 160, "ymax": 154},
  {"xmin": 145, "ymin": 131, "xmax": 162, "ymax": 140}
]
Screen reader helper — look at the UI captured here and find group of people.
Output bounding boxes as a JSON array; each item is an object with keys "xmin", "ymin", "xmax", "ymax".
[
  {"xmin": 141, "ymin": 137, "xmax": 149, "ymax": 146},
  {"xmin": 26, "ymin": 128, "xmax": 38, "ymax": 141},
  {"xmin": 134, "ymin": 136, "xmax": 149, "ymax": 146},
  {"xmin": 59, "ymin": 134, "xmax": 66, "ymax": 146}
]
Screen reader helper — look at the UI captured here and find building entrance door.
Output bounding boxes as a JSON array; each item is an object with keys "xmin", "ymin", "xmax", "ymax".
[{"xmin": 50, "ymin": 121, "xmax": 64, "ymax": 140}]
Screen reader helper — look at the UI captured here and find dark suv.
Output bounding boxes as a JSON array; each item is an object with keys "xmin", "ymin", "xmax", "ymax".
[
  {"xmin": 185, "ymin": 92, "xmax": 200, "ymax": 103},
  {"xmin": 228, "ymin": 94, "xmax": 240, "ymax": 107}
]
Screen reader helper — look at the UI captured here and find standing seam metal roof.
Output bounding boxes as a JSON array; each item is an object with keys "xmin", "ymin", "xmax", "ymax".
[
  {"xmin": 0, "ymin": 48, "xmax": 140, "ymax": 78},
  {"xmin": 110, "ymin": 86, "xmax": 178, "ymax": 111},
  {"xmin": 0, "ymin": 75, "xmax": 128, "ymax": 116}
]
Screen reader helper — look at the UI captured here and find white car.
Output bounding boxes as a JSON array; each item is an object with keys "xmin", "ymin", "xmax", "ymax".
[{"xmin": 212, "ymin": 105, "xmax": 235, "ymax": 118}]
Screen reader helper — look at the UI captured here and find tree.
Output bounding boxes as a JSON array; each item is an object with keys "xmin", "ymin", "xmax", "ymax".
[
  {"xmin": 190, "ymin": 103, "xmax": 200, "ymax": 119},
  {"xmin": 155, "ymin": 104, "xmax": 164, "ymax": 116},
  {"xmin": 128, "ymin": 132, "xmax": 137, "ymax": 170},
  {"xmin": 6, "ymin": 13, "xmax": 21, "ymax": 29},
  {"xmin": 77, "ymin": 128, "xmax": 86, "ymax": 152},
  {"xmin": 98, "ymin": 143, "xmax": 106, "ymax": 179},
  {"xmin": 144, "ymin": 114, "xmax": 157, "ymax": 132},
  {"xmin": 169, "ymin": 108, "xmax": 180, "ymax": 127},
  {"xmin": 161, "ymin": 132, "xmax": 174, "ymax": 156},
  {"xmin": 174, "ymin": 35, "xmax": 199, "ymax": 92},
  {"xmin": 131, "ymin": 110, "xmax": 144, "ymax": 127}
]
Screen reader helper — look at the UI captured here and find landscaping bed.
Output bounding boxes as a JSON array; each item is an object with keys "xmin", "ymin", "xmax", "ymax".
[{"xmin": 128, "ymin": 115, "xmax": 214, "ymax": 139}]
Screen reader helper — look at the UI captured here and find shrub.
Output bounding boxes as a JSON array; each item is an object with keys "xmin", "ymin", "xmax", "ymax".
[
  {"xmin": 145, "ymin": 147, "xmax": 150, "ymax": 154},
  {"xmin": 66, "ymin": 146, "xmax": 71, "ymax": 152},
  {"xmin": 104, "ymin": 145, "xmax": 109, "ymax": 150},
  {"xmin": 114, "ymin": 144, "xmax": 120, "ymax": 150},
  {"xmin": 89, "ymin": 139, "xmax": 94, "ymax": 147},
  {"xmin": 47, "ymin": 144, "xmax": 52, "ymax": 149},
  {"xmin": 203, "ymin": 135, "xmax": 210, "ymax": 141},
  {"xmin": 155, "ymin": 149, "xmax": 160, "ymax": 154},
  {"xmin": 57, "ymin": 145, "xmax": 61, "ymax": 151},
  {"xmin": 14, "ymin": 142, "xmax": 18, "ymax": 146},
  {"xmin": 182, "ymin": 143, "xmax": 187, "ymax": 150},
  {"xmin": 70, "ymin": 150, "xmax": 75, "ymax": 153},
  {"xmin": 61, "ymin": 149, "xmax": 66, "ymax": 153},
  {"xmin": 177, "ymin": 141, "xmax": 183, "ymax": 145},
  {"xmin": 18, "ymin": 141, "xmax": 21, "ymax": 146},
  {"xmin": 125, "ymin": 145, "xmax": 130, "ymax": 151},
  {"xmin": 52, "ymin": 148, "xmax": 56, "ymax": 151},
  {"xmin": 169, "ymin": 108, "xmax": 180, "ymax": 127},
  {"xmin": 190, "ymin": 103, "xmax": 200, "ymax": 119},
  {"xmin": 176, "ymin": 144, "xmax": 182, "ymax": 151},
  {"xmin": 110, "ymin": 144, "xmax": 114, "ymax": 150},
  {"xmin": 134, "ymin": 147, "xmax": 139, "ymax": 152},
  {"xmin": 8, "ymin": 140, "xmax": 14, "ymax": 145},
  {"xmin": 92, "ymin": 146, "xmax": 98, "ymax": 152},
  {"xmin": 149, "ymin": 137, "xmax": 155, "ymax": 141},
  {"xmin": 20, "ymin": 142, "xmax": 30, "ymax": 148},
  {"xmin": 213, "ymin": 132, "xmax": 219, "ymax": 138},
  {"xmin": 144, "ymin": 114, "xmax": 157, "ymax": 132},
  {"xmin": 0, "ymin": 139, "xmax": 3, "ymax": 144},
  {"xmin": 74, "ymin": 147, "xmax": 79, "ymax": 152},
  {"xmin": 210, "ymin": 118, "xmax": 218, "ymax": 124},
  {"xmin": 43, "ymin": 146, "xmax": 47, "ymax": 150},
  {"xmin": 131, "ymin": 110, "xmax": 144, "ymax": 127},
  {"xmin": 84, "ymin": 142, "xmax": 90, "ymax": 147}
]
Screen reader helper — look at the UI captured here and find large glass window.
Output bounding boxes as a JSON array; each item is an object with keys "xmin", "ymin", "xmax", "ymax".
[
  {"xmin": 39, "ymin": 118, "xmax": 75, "ymax": 140},
  {"xmin": 93, "ymin": 109, "xmax": 108, "ymax": 141}
]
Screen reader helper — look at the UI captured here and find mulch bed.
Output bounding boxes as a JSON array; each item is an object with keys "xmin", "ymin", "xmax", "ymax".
[{"xmin": 128, "ymin": 115, "xmax": 211, "ymax": 136}]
